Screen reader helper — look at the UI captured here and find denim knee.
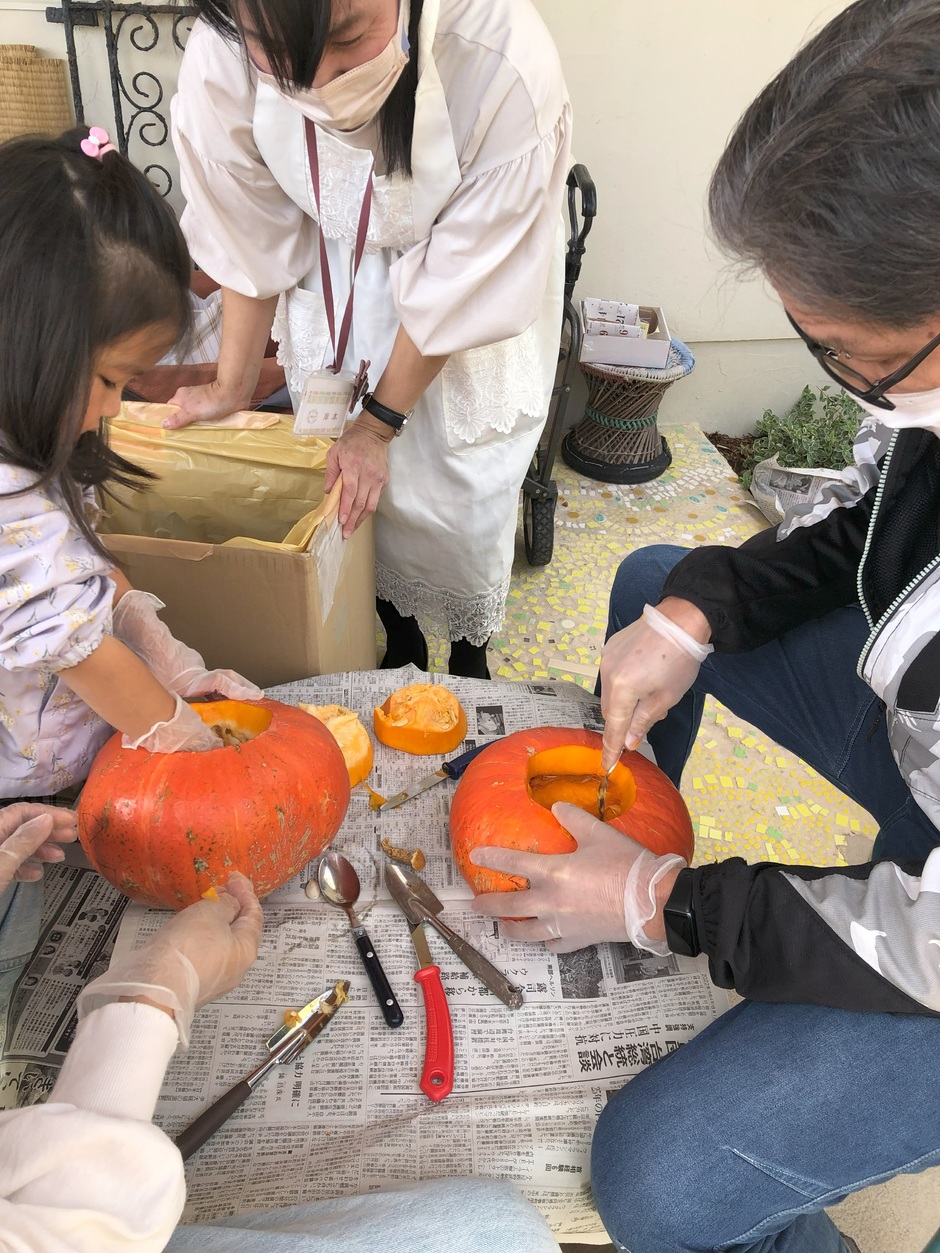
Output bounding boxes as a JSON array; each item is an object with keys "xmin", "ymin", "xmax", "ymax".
[
  {"xmin": 607, "ymin": 545, "xmax": 691, "ymax": 637},
  {"xmin": 591, "ymin": 1070, "xmax": 703, "ymax": 1253}
]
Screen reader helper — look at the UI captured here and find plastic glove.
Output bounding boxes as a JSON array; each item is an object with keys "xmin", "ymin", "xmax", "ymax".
[
  {"xmin": 470, "ymin": 803, "xmax": 686, "ymax": 955},
  {"xmin": 122, "ymin": 693, "xmax": 222, "ymax": 753},
  {"xmin": 600, "ymin": 602, "xmax": 713, "ymax": 769},
  {"xmin": 0, "ymin": 804, "xmax": 78, "ymax": 891},
  {"xmin": 112, "ymin": 590, "xmax": 263, "ymax": 700},
  {"xmin": 78, "ymin": 872, "xmax": 263, "ymax": 1048}
]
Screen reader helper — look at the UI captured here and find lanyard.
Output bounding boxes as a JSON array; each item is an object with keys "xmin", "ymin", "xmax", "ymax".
[{"xmin": 304, "ymin": 117, "xmax": 376, "ymax": 373}]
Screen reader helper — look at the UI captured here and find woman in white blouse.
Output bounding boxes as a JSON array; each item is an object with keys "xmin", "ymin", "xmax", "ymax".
[
  {"xmin": 0, "ymin": 806, "xmax": 561, "ymax": 1252},
  {"xmin": 167, "ymin": 0, "xmax": 571, "ymax": 678}
]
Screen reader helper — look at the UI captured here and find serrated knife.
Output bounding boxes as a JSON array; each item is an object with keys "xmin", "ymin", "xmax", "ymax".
[{"xmin": 378, "ymin": 740, "xmax": 498, "ymax": 811}]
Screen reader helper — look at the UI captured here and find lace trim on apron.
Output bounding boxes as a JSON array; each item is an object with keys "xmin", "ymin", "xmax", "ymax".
[{"xmin": 375, "ymin": 564, "xmax": 512, "ymax": 645}]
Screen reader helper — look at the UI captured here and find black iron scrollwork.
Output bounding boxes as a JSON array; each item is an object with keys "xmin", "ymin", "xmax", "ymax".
[{"xmin": 46, "ymin": 0, "xmax": 197, "ymax": 197}]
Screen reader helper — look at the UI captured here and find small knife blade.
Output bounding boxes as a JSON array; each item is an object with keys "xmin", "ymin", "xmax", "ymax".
[
  {"xmin": 386, "ymin": 866, "xmax": 454, "ymax": 1102},
  {"xmin": 378, "ymin": 740, "xmax": 499, "ymax": 811},
  {"xmin": 386, "ymin": 864, "xmax": 524, "ymax": 1010}
]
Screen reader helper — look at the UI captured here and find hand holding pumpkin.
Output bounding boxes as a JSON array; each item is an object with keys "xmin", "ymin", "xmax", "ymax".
[
  {"xmin": 470, "ymin": 803, "xmax": 686, "ymax": 955},
  {"xmin": 600, "ymin": 602, "xmax": 713, "ymax": 769},
  {"xmin": 78, "ymin": 872, "xmax": 264, "ymax": 1048},
  {"xmin": 0, "ymin": 805, "xmax": 77, "ymax": 891},
  {"xmin": 122, "ymin": 692, "xmax": 223, "ymax": 754}
]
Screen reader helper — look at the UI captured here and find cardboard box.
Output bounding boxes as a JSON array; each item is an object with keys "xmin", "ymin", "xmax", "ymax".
[
  {"xmin": 579, "ymin": 303, "xmax": 673, "ymax": 370},
  {"xmin": 104, "ymin": 518, "xmax": 376, "ymax": 690}
]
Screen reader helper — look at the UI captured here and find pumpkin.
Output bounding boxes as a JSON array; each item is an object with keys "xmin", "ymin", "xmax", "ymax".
[
  {"xmin": 449, "ymin": 726, "xmax": 694, "ymax": 895},
  {"xmin": 299, "ymin": 703, "xmax": 373, "ymax": 787},
  {"xmin": 374, "ymin": 682, "xmax": 468, "ymax": 756},
  {"xmin": 77, "ymin": 698, "xmax": 350, "ymax": 910}
]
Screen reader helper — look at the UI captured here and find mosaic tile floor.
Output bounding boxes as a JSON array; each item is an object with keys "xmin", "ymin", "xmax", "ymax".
[{"xmin": 421, "ymin": 422, "xmax": 878, "ymax": 871}]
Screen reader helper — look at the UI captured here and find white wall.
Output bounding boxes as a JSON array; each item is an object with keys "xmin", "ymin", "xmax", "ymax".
[{"xmin": 1, "ymin": 0, "xmax": 851, "ymax": 433}]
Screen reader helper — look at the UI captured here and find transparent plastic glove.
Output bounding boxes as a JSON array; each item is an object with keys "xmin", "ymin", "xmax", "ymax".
[
  {"xmin": 0, "ymin": 804, "xmax": 78, "ymax": 891},
  {"xmin": 600, "ymin": 602, "xmax": 713, "ymax": 768},
  {"xmin": 470, "ymin": 803, "xmax": 686, "ymax": 955},
  {"xmin": 122, "ymin": 693, "xmax": 222, "ymax": 753},
  {"xmin": 78, "ymin": 872, "xmax": 263, "ymax": 1048},
  {"xmin": 112, "ymin": 590, "xmax": 263, "ymax": 699}
]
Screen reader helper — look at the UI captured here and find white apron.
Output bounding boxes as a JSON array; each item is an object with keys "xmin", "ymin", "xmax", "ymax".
[{"xmin": 254, "ymin": 9, "xmax": 563, "ymax": 642}]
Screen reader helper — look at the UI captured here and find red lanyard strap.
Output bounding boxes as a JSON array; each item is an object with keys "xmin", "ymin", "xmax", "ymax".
[{"xmin": 304, "ymin": 117, "xmax": 376, "ymax": 373}]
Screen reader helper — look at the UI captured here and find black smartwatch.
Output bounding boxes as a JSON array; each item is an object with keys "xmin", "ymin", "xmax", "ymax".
[
  {"xmin": 662, "ymin": 867, "xmax": 700, "ymax": 957},
  {"xmin": 361, "ymin": 391, "xmax": 411, "ymax": 435}
]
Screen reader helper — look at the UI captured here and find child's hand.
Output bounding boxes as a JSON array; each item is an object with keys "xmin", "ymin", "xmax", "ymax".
[{"xmin": 0, "ymin": 805, "xmax": 78, "ymax": 892}]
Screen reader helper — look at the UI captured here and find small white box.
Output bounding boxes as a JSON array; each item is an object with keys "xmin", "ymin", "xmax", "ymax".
[{"xmin": 579, "ymin": 302, "xmax": 673, "ymax": 370}]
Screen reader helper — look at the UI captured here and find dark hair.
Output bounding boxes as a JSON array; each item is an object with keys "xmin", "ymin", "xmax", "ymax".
[
  {"xmin": 195, "ymin": 0, "xmax": 423, "ymax": 176},
  {"xmin": 708, "ymin": 0, "xmax": 940, "ymax": 326},
  {"xmin": 0, "ymin": 129, "xmax": 191, "ymax": 560}
]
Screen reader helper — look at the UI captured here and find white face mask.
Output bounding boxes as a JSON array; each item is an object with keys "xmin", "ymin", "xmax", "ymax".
[
  {"xmin": 855, "ymin": 387, "xmax": 940, "ymax": 439},
  {"xmin": 256, "ymin": 1, "xmax": 410, "ymax": 133}
]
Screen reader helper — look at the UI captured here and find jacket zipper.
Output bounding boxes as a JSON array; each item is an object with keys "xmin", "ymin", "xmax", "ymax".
[{"xmin": 856, "ymin": 429, "xmax": 940, "ymax": 678}]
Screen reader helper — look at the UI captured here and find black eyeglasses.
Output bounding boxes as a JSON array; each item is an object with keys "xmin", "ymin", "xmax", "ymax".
[{"xmin": 786, "ymin": 311, "xmax": 940, "ymax": 411}]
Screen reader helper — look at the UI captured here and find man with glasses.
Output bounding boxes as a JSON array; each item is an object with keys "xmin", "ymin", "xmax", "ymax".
[{"xmin": 471, "ymin": 2, "xmax": 940, "ymax": 1251}]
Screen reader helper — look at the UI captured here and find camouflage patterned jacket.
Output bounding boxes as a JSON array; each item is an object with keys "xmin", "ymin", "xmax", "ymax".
[{"xmin": 662, "ymin": 422, "xmax": 940, "ymax": 1016}]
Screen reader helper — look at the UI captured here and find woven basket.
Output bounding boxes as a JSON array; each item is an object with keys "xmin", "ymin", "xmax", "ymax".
[
  {"xmin": 562, "ymin": 339, "xmax": 695, "ymax": 484},
  {"xmin": 0, "ymin": 45, "xmax": 73, "ymax": 144}
]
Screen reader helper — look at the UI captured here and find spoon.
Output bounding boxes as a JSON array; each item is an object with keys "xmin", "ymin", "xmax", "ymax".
[{"xmin": 318, "ymin": 851, "xmax": 404, "ymax": 1029}]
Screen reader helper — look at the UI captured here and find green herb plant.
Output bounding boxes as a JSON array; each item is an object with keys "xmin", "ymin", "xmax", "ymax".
[{"xmin": 739, "ymin": 384, "xmax": 863, "ymax": 491}]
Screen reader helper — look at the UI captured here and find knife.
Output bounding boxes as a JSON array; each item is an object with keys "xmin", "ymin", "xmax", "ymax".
[
  {"xmin": 174, "ymin": 980, "xmax": 349, "ymax": 1160},
  {"xmin": 384, "ymin": 864, "xmax": 454, "ymax": 1102},
  {"xmin": 378, "ymin": 740, "xmax": 498, "ymax": 811},
  {"xmin": 386, "ymin": 864, "xmax": 524, "ymax": 1011}
]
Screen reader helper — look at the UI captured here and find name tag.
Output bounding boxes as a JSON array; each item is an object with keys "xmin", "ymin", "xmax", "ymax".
[{"xmin": 293, "ymin": 369, "xmax": 357, "ymax": 439}]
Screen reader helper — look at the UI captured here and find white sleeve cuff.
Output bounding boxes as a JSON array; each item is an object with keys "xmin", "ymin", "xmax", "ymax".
[{"xmin": 52, "ymin": 1002, "xmax": 179, "ymax": 1120}]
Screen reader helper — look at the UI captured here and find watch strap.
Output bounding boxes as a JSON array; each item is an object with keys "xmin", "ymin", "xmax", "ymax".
[
  {"xmin": 362, "ymin": 392, "xmax": 410, "ymax": 433},
  {"xmin": 663, "ymin": 867, "xmax": 700, "ymax": 958}
]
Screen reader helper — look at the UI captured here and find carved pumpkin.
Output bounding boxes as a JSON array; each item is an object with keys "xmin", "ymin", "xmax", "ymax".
[
  {"xmin": 449, "ymin": 727, "xmax": 694, "ymax": 895},
  {"xmin": 374, "ymin": 683, "xmax": 468, "ymax": 756},
  {"xmin": 77, "ymin": 698, "xmax": 350, "ymax": 910},
  {"xmin": 300, "ymin": 703, "xmax": 373, "ymax": 787}
]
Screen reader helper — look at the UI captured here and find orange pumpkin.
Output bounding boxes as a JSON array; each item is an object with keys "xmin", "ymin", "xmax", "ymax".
[
  {"xmin": 299, "ymin": 703, "xmax": 374, "ymax": 787},
  {"xmin": 374, "ymin": 683, "xmax": 467, "ymax": 756},
  {"xmin": 449, "ymin": 727, "xmax": 694, "ymax": 895},
  {"xmin": 78, "ymin": 698, "xmax": 350, "ymax": 910}
]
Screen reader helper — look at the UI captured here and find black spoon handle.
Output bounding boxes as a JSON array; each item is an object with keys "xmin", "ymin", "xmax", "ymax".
[{"xmin": 353, "ymin": 928, "xmax": 405, "ymax": 1028}]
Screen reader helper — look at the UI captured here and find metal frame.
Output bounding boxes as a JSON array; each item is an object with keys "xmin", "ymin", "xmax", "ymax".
[{"xmin": 46, "ymin": 0, "xmax": 197, "ymax": 195}]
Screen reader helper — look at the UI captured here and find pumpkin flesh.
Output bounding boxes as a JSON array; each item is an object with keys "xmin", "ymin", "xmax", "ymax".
[
  {"xmin": 78, "ymin": 698, "xmax": 350, "ymax": 910},
  {"xmin": 374, "ymin": 683, "xmax": 468, "ymax": 755},
  {"xmin": 449, "ymin": 727, "xmax": 694, "ymax": 895},
  {"xmin": 299, "ymin": 703, "xmax": 374, "ymax": 787}
]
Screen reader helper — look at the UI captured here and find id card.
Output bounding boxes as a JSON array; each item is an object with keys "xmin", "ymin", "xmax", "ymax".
[{"xmin": 293, "ymin": 369, "xmax": 357, "ymax": 439}]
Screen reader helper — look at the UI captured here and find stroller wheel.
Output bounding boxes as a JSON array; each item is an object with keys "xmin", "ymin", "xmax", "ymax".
[{"xmin": 524, "ymin": 487, "xmax": 557, "ymax": 566}]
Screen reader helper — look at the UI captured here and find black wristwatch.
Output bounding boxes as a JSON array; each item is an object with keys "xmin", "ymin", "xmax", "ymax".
[
  {"xmin": 663, "ymin": 867, "xmax": 700, "ymax": 957},
  {"xmin": 361, "ymin": 391, "xmax": 412, "ymax": 435}
]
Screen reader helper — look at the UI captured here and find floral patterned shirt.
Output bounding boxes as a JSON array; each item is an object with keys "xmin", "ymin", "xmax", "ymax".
[{"xmin": 0, "ymin": 465, "xmax": 114, "ymax": 797}]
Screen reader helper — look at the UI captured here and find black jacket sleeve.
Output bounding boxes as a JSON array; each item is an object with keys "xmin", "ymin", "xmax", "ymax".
[
  {"xmin": 662, "ymin": 484, "xmax": 876, "ymax": 652},
  {"xmin": 689, "ymin": 856, "xmax": 940, "ymax": 1016}
]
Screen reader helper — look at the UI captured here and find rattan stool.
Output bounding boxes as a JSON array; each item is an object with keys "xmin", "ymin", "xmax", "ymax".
[{"xmin": 562, "ymin": 339, "xmax": 695, "ymax": 484}]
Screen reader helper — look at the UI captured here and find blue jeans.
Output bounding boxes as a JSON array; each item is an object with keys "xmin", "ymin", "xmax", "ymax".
[
  {"xmin": 165, "ymin": 1178, "xmax": 560, "ymax": 1252},
  {"xmin": 591, "ymin": 545, "xmax": 940, "ymax": 1252},
  {"xmin": 0, "ymin": 880, "xmax": 42, "ymax": 1052}
]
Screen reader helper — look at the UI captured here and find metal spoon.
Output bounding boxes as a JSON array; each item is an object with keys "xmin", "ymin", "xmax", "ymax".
[{"xmin": 318, "ymin": 851, "xmax": 404, "ymax": 1029}]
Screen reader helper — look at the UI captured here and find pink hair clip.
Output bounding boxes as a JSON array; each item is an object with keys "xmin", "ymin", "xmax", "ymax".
[{"xmin": 80, "ymin": 126, "xmax": 117, "ymax": 161}]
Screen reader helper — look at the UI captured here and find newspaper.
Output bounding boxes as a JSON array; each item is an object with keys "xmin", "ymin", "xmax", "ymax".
[
  {"xmin": 749, "ymin": 455, "xmax": 844, "ymax": 525},
  {"xmin": 1, "ymin": 667, "xmax": 728, "ymax": 1241}
]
